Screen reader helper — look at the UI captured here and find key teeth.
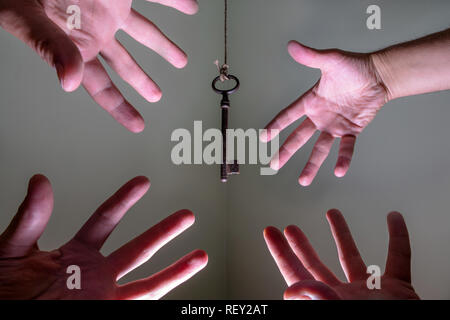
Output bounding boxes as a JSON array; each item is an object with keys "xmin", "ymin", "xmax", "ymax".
[{"xmin": 227, "ymin": 160, "xmax": 240, "ymax": 175}]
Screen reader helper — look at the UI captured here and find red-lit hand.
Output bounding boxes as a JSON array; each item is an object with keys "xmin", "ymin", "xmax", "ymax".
[
  {"xmin": 0, "ymin": 175, "xmax": 207, "ymax": 300},
  {"xmin": 264, "ymin": 209, "xmax": 419, "ymax": 300}
]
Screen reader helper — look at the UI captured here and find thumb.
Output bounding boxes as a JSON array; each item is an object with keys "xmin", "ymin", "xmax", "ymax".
[
  {"xmin": 284, "ymin": 280, "xmax": 341, "ymax": 300},
  {"xmin": 287, "ymin": 40, "xmax": 338, "ymax": 70},
  {"xmin": 0, "ymin": 5, "xmax": 83, "ymax": 91},
  {"xmin": 0, "ymin": 175, "xmax": 54, "ymax": 258}
]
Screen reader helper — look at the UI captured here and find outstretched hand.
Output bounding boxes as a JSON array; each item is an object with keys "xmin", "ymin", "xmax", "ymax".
[
  {"xmin": 0, "ymin": 0, "xmax": 199, "ymax": 132},
  {"xmin": 261, "ymin": 41, "xmax": 389, "ymax": 186},
  {"xmin": 0, "ymin": 175, "xmax": 207, "ymax": 300},
  {"xmin": 264, "ymin": 209, "xmax": 419, "ymax": 300}
]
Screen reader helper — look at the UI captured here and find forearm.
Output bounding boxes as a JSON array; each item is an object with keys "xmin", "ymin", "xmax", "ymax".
[{"xmin": 370, "ymin": 28, "xmax": 450, "ymax": 100}]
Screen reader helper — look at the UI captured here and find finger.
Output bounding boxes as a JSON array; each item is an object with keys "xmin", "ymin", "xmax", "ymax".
[
  {"xmin": 299, "ymin": 132, "xmax": 335, "ymax": 186},
  {"xmin": 107, "ymin": 209, "xmax": 195, "ymax": 280},
  {"xmin": 0, "ymin": 175, "xmax": 53, "ymax": 258},
  {"xmin": 123, "ymin": 10, "xmax": 188, "ymax": 69},
  {"xmin": 270, "ymin": 118, "xmax": 316, "ymax": 171},
  {"xmin": 284, "ymin": 280, "xmax": 341, "ymax": 300},
  {"xmin": 263, "ymin": 227, "xmax": 314, "ymax": 286},
  {"xmin": 118, "ymin": 249, "xmax": 207, "ymax": 300},
  {"xmin": 287, "ymin": 40, "xmax": 339, "ymax": 70},
  {"xmin": 82, "ymin": 58, "xmax": 145, "ymax": 133},
  {"xmin": 284, "ymin": 225, "xmax": 340, "ymax": 286},
  {"xmin": 146, "ymin": 0, "xmax": 199, "ymax": 15},
  {"xmin": 326, "ymin": 209, "xmax": 367, "ymax": 282},
  {"xmin": 334, "ymin": 135, "xmax": 356, "ymax": 178},
  {"xmin": 260, "ymin": 92, "xmax": 312, "ymax": 143},
  {"xmin": 101, "ymin": 40, "xmax": 162, "ymax": 103},
  {"xmin": 385, "ymin": 212, "xmax": 411, "ymax": 283},
  {"xmin": 0, "ymin": 7, "xmax": 83, "ymax": 91},
  {"xmin": 73, "ymin": 177, "xmax": 150, "ymax": 250}
]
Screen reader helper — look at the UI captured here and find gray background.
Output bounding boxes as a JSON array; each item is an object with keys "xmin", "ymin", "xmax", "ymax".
[{"xmin": 0, "ymin": 0, "xmax": 449, "ymax": 299}]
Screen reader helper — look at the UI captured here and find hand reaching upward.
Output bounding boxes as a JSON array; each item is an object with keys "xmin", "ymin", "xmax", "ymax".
[
  {"xmin": 261, "ymin": 41, "xmax": 389, "ymax": 186},
  {"xmin": 263, "ymin": 29, "xmax": 450, "ymax": 186},
  {"xmin": 0, "ymin": 0, "xmax": 199, "ymax": 132},
  {"xmin": 0, "ymin": 175, "xmax": 207, "ymax": 300},
  {"xmin": 264, "ymin": 209, "xmax": 419, "ymax": 300}
]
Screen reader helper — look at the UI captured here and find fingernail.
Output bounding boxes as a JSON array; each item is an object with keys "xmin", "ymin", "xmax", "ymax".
[
  {"xmin": 299, "ymin": 177, "xmax": 310, "ymax": 187},
  {"xmin": 270, "ymin": 157, "xmax": 280, "ymax": 171}
]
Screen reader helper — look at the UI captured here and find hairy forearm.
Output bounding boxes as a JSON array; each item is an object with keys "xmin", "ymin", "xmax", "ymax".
[{"xmin": 371, "ymin": 28, "xmax": 450, "ymax": 100}]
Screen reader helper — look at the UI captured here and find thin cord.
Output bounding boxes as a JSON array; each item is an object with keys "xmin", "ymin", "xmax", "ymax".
[
  {"xmin": 224, "ymin": 0, "xmax": 228, "ymax": 65},
  {"xmin": 215, "ymin": 0, "xmax": 229, "ymax": 81}
]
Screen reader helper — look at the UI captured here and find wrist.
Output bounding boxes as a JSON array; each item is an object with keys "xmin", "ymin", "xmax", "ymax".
[{"xmin": 369, "ymin": 51, "xmax": 398, "ymax": 102}]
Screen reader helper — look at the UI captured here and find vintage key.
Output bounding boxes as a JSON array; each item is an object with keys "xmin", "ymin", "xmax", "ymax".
[{"xmin": 212, "ymin": 75, "xmax": 240, "ymax": 182}]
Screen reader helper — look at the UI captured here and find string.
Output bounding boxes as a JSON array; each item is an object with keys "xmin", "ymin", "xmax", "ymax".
[
  {"xmin": 215, "ymin": 0, "xmax": 229, "ymax": 81},
  {"xmin": 224, "ymin": 0, "xmax": 228, "ymax": 65}
]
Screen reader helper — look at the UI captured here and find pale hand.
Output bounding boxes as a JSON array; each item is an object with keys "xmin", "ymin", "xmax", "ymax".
[
  {"xmin": 261, "ymin": 41, "xmax": 389, "ymax": 186},
  {"xmin": 264, "ymin": 209, "xmax": 419, "ymax": 300},
  {"xmin": 0, "ymin": 175, "xmax": 207, "ymax": 300},
  {"xmin": 0, "ymin": 0, "xmax": 199, "ymax": 132}
]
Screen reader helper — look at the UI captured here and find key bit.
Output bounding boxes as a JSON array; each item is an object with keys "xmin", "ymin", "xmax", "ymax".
[{"xmin": 227, "ymin": 160, "xmax": 240, "ymax": 175}]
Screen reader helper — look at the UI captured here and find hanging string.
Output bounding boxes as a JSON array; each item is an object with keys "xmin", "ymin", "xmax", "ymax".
[
  {"xmin": 224, "ymin": 0, "xmax": 228, "ymax": 65},
  {"xmin": 215, "ymin": 0, "xmax": 229, "ymax": 82}
]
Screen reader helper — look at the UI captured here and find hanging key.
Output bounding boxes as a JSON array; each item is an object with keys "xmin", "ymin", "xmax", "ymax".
[{"xmin": 212, "ymin": 75, "xmax": 240, "ymax": 182}]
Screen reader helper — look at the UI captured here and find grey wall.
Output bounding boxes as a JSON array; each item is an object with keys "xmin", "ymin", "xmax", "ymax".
[
  {"xmin": 227, "ymin": 0, "xmax": 450, "ymax": 300},
  {"xmin": 0, "ymin": 0, "xmax": 228, "ymax": 299},
  {"xmin": 0, "ymin": 0, "xmax": 449, "ymax": 300}
]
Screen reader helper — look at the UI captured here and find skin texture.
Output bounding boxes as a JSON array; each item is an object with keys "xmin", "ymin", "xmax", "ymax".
[
  {"xmin": 263, "ymin": 29, "xmax": 450, "ymax": 186},
  {"xmin": 0, "ymin": 0, "xmax": 199, "ymax": 132},
  {"xmin": 0, "ymin": 175, "xmax": 208, "ymax": 300},
  {"xmin": 372, "ymin": 29, "xmax": 450, "ymax": 100},
  {"xmin": 261, "ymin": 41, "xmax": 389, "ymax": 186},
  {"xmin": 264, "ymin": 209, "xmax": 420, "ymax": 300}
]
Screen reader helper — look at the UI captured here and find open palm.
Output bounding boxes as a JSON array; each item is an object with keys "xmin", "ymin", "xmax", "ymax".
[
  {"xmin": 0, "ymin": 175, "xmax": 207, "ymax": 300},
  {"xmin": 0, "ymin": 0, "xmax": 198, "ymax": 132},
  {"xmin": 262, "ymin": 41, "xmax": 388, "ymax": 186},
  {"xmin": 264, "ymin": 209, "xmax": 419, "ymax": 300}
]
